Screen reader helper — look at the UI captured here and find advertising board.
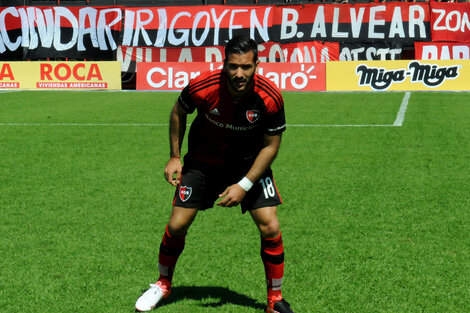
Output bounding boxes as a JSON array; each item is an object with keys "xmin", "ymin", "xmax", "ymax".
[
  {"xmin": 136, "ymin": 62, "xmax": 325, "ymax": 92},
  {"xmin": 0, "ymin": 61, "xmax": 121, "ymax": 90},
  {"xmin": 327, "ymin": 60, "xmax": 470, "ymax": 91}
]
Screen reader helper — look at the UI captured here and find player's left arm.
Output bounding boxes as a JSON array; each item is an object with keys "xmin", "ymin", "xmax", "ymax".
[{"xmin": 217, "ymin": 133, "xmax": 282, "ymax": 207}]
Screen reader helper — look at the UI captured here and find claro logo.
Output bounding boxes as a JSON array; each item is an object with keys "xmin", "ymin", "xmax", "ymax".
[{"xmin": 356, "ymin": 61, "xmax": 460, "ymax": 90}]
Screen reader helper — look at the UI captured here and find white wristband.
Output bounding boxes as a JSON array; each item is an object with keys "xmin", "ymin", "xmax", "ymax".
[{"xmin": 237, "ymin": 177, "xmax": 254, "ymax": 192}]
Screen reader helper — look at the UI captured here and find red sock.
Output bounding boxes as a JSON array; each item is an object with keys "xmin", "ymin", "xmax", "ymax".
[
  {"xmin": 261, "ymin": 232, "xmax": 284, "ymax": 300},
  {"xmin": 158, "ymin": 225, "xmax": 185, "ymax": 285}
]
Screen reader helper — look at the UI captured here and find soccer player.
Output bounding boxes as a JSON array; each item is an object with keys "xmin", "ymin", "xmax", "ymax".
[{"xmin": 135, "ymin": 35, "xmax": 294, "ymax": 313}]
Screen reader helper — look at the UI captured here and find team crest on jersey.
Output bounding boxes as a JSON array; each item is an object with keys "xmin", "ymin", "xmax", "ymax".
[
  {"xmin": 246, "ymin": 110, "xmax": 260, "ymax": 123},
  {"xmin": 179, "ymin": 186, "xmax": 192, "ymax": 202}
]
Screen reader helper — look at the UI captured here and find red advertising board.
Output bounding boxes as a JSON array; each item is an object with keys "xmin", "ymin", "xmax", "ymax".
[
  {"xmin": 415, "ymin": 42, "xmax": 470, "ymax": 60},
  {"xmin": 136, "ymin": 62, "xmax": 325, "ymax": 92}
]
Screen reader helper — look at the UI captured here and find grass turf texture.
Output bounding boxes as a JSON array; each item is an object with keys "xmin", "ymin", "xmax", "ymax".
[{"xmin": 1, "ymin": 91, "xmax": 469, "ymax": 313}]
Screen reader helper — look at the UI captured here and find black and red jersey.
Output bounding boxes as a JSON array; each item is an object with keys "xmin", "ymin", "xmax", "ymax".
[{"xmin": 178, "ymin": 69, "xmax": 286, "ymax": 167}]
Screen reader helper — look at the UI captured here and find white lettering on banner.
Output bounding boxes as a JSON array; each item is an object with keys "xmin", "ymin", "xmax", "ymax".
[
  {"xmin": 409, "ymin": 5, "xmax": 426, "ymax": 38},
  {"xmin": 117, "ymin": 46, "xmax": 154, "ymax": 71},
  {"xmin": 421, "ymin": 44, "xmax": 470, "ymax": 60},
  {"xmin": 193, "ymin": 11, "xmax": 210, "ymax": 46},
  {"xmin": 119, "ymin": 43, "xmax": 332, "ymax": 72},
  {"xmin": 36, "ymin": 82, "xmax": 107, "ymax": 88},
  {"xmin": 332, "ymin": 7, "xmax": 348, "ymax": 38},
  {"xmin": 53, "ymin": 7, "xmax": 79, "ymax": 51},
  {"xmin": 286, "ymin": 46, "xmax": 330, "ymax": 63},
  {"xmin": 350, "ymin": 7, "xmax": 365, "ymax": 38},
  {"xmin": 26, "ymin": 7, "xmax": 54, "ymax": 49},
  {"xmin": 178, "ymin": 48, "xmax": 192, "ymax": 62},
  {"xmin": 356, "ymin": 61, "xmax": 460, "ymax": 90},
  {"xmin": 146, "ymin": 66, "xmax": 200, "ymax": 89},
  {"xmin": 250, "ymin": 7, "xmax": 270, "ymax": 43},
  {"xmin": 369, "ymin": 5, "xmax": 385, "ymax": 39},
  {"xmin": 229, "ymin": 9, "xmax": 247, "ymax": 39},
  {"xmin": 205, "ymin": 47, "xmax": 223, "ymax": 62},
  {"xmin": 340, "ymin": 47, "xmax": 402, "ymax": 60},
  {"xmin": 0, "ymin": 7, "xmax": 22, "ymax": 53},
  {"xmin": 78, "ymin": 7, "xmax": 99, "ymax": 51},
  {"xmin": 169, "ymin": 12, "xmax": 191, "ymax": 46},
  {"xmin": 389, "ymin": 7, "xmax": 405, "ymax": 39},
  {"xmin": 119, "ymin": 5, "xmax": 425, "ymax": 46},
  {"xmin": 296, "ymin": 5, "xmax": 426, "ymax": 41},
  {"xmin": 123, "ymin": 7, "xmax": 271, "ymax": 47},
  {"xmin": 310, "ymin": 6, "xmax": 326, "ymax": 38},
  {"xmin": 281, "ymin": 9, "xmax": 298, "ymax": 40},
  {"xmin": 0, "ymin": 7, "xmax": 121, "ymax": 52},
  {"xmin": 97, "ymin": 8, "xmax": 121, "ymax": 50},
  {"xmin": 432, "ymin": 8, "xmax": 470, "ymax": 33},
  {"xmin": 258, "ymin": 64, "xmax": 316, "ymax": 90},
  {"xmin": 18, "ymin": 8, "xmax": 28, "ymax": 48},
  {"xmin": 139, "ymin": 63, "xmax": 323, "ymax": 91},
  {"xmin": 0, "ymin": 5, "xmax": 430, "ymax": 53},
  {"xmin": 210, "ymin": 8, "xmax": 229, "ymax": 46},
  {"xmin": 0, "ymin": 82, "xmax": 19, "ymax": 88},
  {"xmin": 267, "ymin": 4, "xmax": 424, "ymax": 42}
]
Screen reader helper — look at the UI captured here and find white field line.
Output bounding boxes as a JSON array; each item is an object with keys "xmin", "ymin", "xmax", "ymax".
[
  {"xmin": 0, "ymin": 92, "xmax": 411, "ymax": 127},
  {"xmin": 393, "ymin": 92, "xmax": 411, "ymax": 127},
  {"xmin": 288, "ymin": 124, "xmax": 396, "ymax": 127},
  {"xmin": 0, "ymin": 123, "xmax": 168, "ymax": 126},
  {"xmin": 0, "ymin": 123, "xmax": 397, "ymax": 127},
  {"xmin": 0, "ymin": 90, "xmax": 21, "ymax": 94}
]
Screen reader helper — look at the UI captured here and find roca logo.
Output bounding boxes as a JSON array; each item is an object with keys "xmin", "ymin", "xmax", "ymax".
[
  {"xmin": 356, "ymin": 61, "xmax": 460, "ymax": 90},
  {"xmin": 40, "ymin": 63, "xmax": 103, "ymax": 81}
]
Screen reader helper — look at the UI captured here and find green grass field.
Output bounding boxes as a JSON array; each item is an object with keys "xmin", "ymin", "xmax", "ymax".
[{"xmin": 1, "ymin": 90, "xmax": 469, "ymax": 313}]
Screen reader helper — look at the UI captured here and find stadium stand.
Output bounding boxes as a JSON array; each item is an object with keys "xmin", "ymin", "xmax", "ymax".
[
  {"xmin": 4, "ymin": 0, "xmax": 470, "ymax": 5},
  {"xmin": 8, "ymin": 0, "xmax": 468, "ymax": 5}
]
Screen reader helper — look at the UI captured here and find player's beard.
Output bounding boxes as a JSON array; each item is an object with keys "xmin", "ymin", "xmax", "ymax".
[{"xmin": 228, "ymin": 72, "xmax": 255, "ymax": 95}]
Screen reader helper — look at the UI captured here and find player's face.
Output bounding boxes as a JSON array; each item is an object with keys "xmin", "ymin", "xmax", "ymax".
[{"xmin": 224, "ymin": 50, "xmax": 259, "ymax": 97}]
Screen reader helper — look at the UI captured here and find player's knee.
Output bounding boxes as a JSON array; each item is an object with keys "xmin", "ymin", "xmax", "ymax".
[
  {"xmin": 167, "ymin": 222, "xmax": 189, "ymax": 237},
  {"xmin": 259, "ymin": 218, "xmax": 280, "ymax": 239},
  {"xmin": 168, "ymin": 207, "xmax": 197, "ymax": 236},
  {"xmin": 168, "ymin": 217, "xmax": 192, "ymax": 236}
]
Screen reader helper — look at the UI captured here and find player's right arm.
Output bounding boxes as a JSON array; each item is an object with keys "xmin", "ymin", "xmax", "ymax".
[{"xmin": 164, "ymin": 100, "xmax": 188, "ymax": 186}]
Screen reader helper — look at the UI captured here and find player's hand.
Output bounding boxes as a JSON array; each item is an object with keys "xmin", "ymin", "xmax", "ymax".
[
  {"xmin": 164, "ymin": 157, "xmax": 182, "ymax": 186},
  {"xmin": 217, "ymin": 184, "xmax": 246, "ymax": 207}
]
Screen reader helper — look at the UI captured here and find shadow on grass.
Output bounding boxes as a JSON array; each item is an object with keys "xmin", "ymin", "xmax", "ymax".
[{"xmin": 152, "ymin": 285, "xmax": 266, "ymax": 310}]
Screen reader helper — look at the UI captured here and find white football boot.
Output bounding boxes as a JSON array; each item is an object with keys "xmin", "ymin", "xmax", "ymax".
[{"xmin": 135, "ymin": 281, "xmax": 171, "ymax": 311}]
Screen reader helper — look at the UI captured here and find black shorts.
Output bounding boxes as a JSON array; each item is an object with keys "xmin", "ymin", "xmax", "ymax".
[{"xmin": 172, "ymin": 165, "xmax": 282, "ymax": 213}]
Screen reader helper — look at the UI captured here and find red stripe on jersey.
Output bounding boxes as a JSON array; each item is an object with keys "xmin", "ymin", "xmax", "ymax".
[
  {"xmin": 257, "ymin": 75, "xmax": 283, "ymax": 103},
  {"xmin": 188, "ymin": 72, "xmax": 222, "ymax": 95},
  {"xmin": 190, "ymin": 79, "xmax": 222, "ymax": 97},
  {"xmin": 255, "ymin": 76, "xmax": 283, "ymax": 112}
]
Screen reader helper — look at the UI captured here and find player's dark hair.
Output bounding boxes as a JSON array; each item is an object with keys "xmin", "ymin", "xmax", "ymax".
[{"xmin": 225, "ymin": 35, "xmax": 258, "ymax": 62}]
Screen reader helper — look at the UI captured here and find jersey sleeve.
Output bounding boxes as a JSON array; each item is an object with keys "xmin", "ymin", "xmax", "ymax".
[
  {"xmin": 265, "ymin": 105, "xmax": 286, "ymax": 136},
  {"xmin": 178, "ymin": 84, "xmax": 197, "ymax": 114}
]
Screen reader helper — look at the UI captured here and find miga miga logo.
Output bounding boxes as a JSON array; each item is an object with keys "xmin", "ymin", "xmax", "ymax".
[{"xmin": 355, "ymin": 61, "xmax": 460, "ymax": 90}]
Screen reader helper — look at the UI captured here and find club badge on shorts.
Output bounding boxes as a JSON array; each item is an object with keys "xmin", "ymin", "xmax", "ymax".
[
  {"xmin": 179, "ymin": 186, "xmax": 192, "ymax": 202},
  {"xmin": 246, "ymin": 110, "xmax": 260, "ymax": 123}
]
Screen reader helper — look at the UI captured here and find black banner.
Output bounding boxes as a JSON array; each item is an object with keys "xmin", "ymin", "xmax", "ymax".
[{"xmin": 0, "ymin": 4, "xmax": 433, "ymax": 61}]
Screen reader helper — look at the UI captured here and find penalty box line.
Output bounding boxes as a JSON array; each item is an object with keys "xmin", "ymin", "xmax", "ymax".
[{"xmin": 393, "ymin": 92, "xmax": 411, "ymax": 127}]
